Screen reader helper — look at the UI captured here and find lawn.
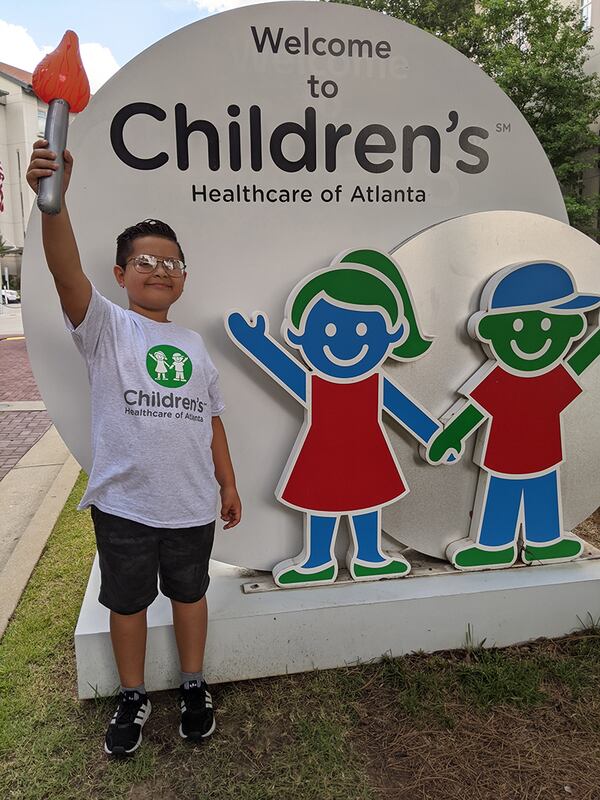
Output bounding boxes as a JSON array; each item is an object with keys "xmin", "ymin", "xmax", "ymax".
[{"xmin": 1, "ymin": 474, "xmax": 600, "ymax": 799}]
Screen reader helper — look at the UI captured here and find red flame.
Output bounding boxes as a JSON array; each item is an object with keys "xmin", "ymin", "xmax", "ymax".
[{"xmin": 32, "ymin": 30, "xmax": 90, "ymax": 113}]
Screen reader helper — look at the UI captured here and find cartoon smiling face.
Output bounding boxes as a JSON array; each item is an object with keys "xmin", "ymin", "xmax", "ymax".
[
  {"xmin": 285, "ymin": 297, "xmax": 406, "ymax": 379},
  {"xmin": 475, "ymin": 309, "xmax": 586, "ymax": 373}
]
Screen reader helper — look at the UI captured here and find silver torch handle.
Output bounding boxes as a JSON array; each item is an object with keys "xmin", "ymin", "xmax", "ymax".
[{"xmin": 37, "ymin": 98, "xmax": 70, "ymax": 215}]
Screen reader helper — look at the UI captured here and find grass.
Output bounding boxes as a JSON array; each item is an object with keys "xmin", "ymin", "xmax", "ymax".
[{"xmin": 2, "ymin": 475, "xmax": 600, "ymax": 799}]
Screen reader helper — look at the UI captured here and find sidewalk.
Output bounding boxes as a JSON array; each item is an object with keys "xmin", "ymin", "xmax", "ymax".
[
  {"xmin": 0, "ymin": 304, "xmax": 80, "ymax": 637},
  {"xmin": 0, "ymin": 301, "xmax": 24, "ymax": 338},
  {"xmin": 0, "ymin": 306, "xmax": 53, "ymax": 479}
]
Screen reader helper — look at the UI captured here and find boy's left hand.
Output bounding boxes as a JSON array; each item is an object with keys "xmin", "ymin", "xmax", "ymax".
[{"xmin": 220, "ymin": 485, "xmax": 242, "ymax": 529}]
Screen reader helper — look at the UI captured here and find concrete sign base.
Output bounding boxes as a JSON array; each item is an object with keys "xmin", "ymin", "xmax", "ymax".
[{"xmin": 75, "ymin": 550, "xmax": 600, "ymax": 699}]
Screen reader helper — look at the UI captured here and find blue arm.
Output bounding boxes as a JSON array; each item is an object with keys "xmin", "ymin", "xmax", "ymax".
[
  {"xmin": 225, "ymin": 311, "xmax": 307, "ymax": 405},
  {"xmin": 383, "ymin": 377, "xmax": 440, "ymax": 445}
]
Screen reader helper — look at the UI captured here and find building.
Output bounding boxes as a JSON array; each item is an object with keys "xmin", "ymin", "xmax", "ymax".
[
  {"xmin": 579, "ymin": 1, "xmax": 600, "ymax": 72},
  {"xmin": 0, "ymin": 62, "xmax": 78, "ymax": 292},
  {"xmin": 565, "ymin": 1, "xmax": 600, "ymax": 204},
  {"xmin": 0, "ymin": 62, "xmax": 42, "ymax": 288}
]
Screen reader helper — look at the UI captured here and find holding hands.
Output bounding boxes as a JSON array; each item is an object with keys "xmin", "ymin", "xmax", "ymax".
[
  {"xmin": 425, "ymin": 403, "xmax": 485, "ymax": 465},
  {"xmin": 426, "ymin": 426, "xmax": 464, "ymax": 465}
]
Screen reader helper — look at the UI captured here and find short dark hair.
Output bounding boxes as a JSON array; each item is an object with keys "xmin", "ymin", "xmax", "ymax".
[{"xmin": 115, "ymin": 219, "xmax": 185, "ymax": 267}]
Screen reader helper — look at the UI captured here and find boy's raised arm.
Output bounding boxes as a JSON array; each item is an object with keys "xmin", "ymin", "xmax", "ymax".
[{"xmin": 26, "ymin": 140, "xmax": 91, "ymax": 327}]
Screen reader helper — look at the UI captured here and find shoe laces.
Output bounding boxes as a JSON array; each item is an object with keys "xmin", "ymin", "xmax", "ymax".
[
  {"xmin": 115, "ymin": 691, "xmax": 143, "ymax": 726},
  {"xmin": 181, "ymin": 681, "xmax": 207, "ymax": 712}
]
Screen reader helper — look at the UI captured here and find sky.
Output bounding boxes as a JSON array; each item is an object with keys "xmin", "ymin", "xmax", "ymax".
[{"xmin": 0, "ymin": 0, "xmax": 313, "ymax": 92}]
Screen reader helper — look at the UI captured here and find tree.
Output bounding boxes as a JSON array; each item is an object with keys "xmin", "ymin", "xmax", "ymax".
[
  {"xmin": 0, "ymin": 235, "xmax": 16, "ymax": 257},
  {"xmin": 327, "ymin": 0, "xmax": 600, "ymax": 237}
]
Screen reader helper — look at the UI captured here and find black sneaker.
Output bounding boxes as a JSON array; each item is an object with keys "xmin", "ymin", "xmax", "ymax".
[
  {"xmin": 179, "ymin": 680, "xmax": 216, "ymax": 740},
  {"xmin": 104, "ymin": 690, "xmax": 152, "ymax": 756}
]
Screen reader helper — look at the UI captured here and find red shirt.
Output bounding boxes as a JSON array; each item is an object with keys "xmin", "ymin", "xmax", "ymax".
[
  {"xmin": 279, "ymin": 373, "xmax": 407, "ymax": 513},
  {"xmin": 468, "ymin": 364, "xmax": 581, "ymax": 475}
]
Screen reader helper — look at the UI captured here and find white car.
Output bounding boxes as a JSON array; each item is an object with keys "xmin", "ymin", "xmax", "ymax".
[{"xmin": 1, "ymin": 288, "xmax": 19, "ymax": 303}]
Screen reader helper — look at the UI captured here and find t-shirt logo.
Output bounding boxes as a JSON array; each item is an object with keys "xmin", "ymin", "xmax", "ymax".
[{"xmin": 146, "ymin": 345, "xmax": 192, "ymax": 387}]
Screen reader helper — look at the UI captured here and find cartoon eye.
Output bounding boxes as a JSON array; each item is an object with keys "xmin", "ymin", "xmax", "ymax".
[
  {"xmin": 513, "ymin": 318, "xmax": 524, "ymax": 332},
  {"xmin": 325, "ymin": 323, "xmax": 337, "ymax": 337},
  {"xmin": 356, "ymin": 323, "xmax": 368, "ymax": 336},
  {"xmin": 541, "ymin": 318, "xmax": 551, "ymax": 332}
]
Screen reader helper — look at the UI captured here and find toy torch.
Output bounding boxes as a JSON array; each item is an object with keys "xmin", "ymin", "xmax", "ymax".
[{"xmin": 32, "ymin": 31, "xmax": 90, "ymax": 215}]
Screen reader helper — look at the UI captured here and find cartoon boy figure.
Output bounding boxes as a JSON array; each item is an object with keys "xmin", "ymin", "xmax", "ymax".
[
  {"xmin": 226, "ymin": 248, "xmax": 448, "ymax": 588},
  {"xmin": 427, "ymin": 261, "xmax": 600, "ymax": 570},
  {"xmin": 172, "ymin": 352, "xmax": 189, "ymax": 381}
]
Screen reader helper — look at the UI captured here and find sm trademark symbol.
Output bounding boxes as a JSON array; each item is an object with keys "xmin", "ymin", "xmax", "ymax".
[{"xmin": 496, "ymin": 122, "xmax": 512, "ymax": 133}]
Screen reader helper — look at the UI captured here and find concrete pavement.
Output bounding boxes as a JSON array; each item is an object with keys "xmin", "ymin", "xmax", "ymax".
[
  {"xmin": 0, "ymin": 304, "xmax": 80, "ymax": 638},
  {"xmin": 0, "ymin": 301, "xmax": 24, "ymax": 338}
]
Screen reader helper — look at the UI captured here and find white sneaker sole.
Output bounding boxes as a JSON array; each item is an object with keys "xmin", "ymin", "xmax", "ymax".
[
  {"xmin": 104, "ymin": 699, "xmax": 152, "ymax": 755},
  {"xmin": 179, "ymin": 716, "xmax": 216, "ymax": 740}
]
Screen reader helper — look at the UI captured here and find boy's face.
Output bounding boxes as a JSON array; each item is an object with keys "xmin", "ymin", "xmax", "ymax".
[
  {"xmin": 476, "ymin": 309, "xmax": 586, "ymax": 372},
  {"xmin": 113, "ymin": 235, "xmax": 186, "ymax": 313}
]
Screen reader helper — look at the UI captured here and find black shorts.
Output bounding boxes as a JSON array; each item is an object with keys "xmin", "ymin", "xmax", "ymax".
[{"xmin": 91, "ymin": 505, "xmax": 215, "ymax": 615}]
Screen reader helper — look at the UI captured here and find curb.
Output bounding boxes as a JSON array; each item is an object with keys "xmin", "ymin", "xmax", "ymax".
[{"xmin": 0, "ymin": 452, "xmax": 80, "ymax": 639}]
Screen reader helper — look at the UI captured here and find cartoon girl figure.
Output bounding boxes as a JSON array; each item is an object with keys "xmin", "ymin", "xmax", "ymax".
[
  {"xmin": 149, "ymin": 350, "xmax": 169, "ymax": 381},
  {"xmin": 171, "ymin": 352, "xmax": 189, "ymax": 382},
  {"xmin": 226, "ymin": 248, "xmax": 445, "ymax": 588}
]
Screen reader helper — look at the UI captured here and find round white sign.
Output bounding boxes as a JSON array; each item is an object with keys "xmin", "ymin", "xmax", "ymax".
[
  {"xmin": 23, "ymin": 2, "xmax": 568, "ymax": 569},
  {"xmin": 386, "ymin": 211, "xmax": 600, "ymax": 559}
]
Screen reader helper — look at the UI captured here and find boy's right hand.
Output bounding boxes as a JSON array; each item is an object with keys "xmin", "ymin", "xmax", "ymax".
[
  {"xmin": 26, "ymin": 139, "xmax": 73, "ymax": 197},
  {"xmin": 426, "ymin": 426, "xmax": 463, "ymax": 465}
]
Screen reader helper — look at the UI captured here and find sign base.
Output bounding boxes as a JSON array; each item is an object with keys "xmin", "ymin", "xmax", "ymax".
[{"xmin": 75, "ymin": 549, "xmax": 600, "ymax": 699}]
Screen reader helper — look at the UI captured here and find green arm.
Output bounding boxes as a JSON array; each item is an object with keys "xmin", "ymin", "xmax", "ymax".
[
  {"xmin": 427, "ymin": 402, "xmax": 485, "ymax": 464},
  {"xmin": 567, "ymin": 327, "xmax": 600, "ymax": 376}
]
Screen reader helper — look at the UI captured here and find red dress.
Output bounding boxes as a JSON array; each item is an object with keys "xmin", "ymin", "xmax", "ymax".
[{"xmin": 278, "ymin": 373, "xmax": 407, "ymax": 513}]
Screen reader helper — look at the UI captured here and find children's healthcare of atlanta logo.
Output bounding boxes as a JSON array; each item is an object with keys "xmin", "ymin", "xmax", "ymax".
[{"xmin": 146, "ymin": 345, "xmax": 192, "ymax": 388}]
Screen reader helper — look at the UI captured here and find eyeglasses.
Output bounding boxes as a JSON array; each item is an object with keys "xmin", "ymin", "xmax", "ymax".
[{"xmin": 126, "ymin": 254, "xmax": 186, "ymax": 276}]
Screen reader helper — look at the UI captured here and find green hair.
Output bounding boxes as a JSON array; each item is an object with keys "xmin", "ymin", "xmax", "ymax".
[{"xmin": 289, "ymin": 249, "xmax": 432, "ymax": 360}]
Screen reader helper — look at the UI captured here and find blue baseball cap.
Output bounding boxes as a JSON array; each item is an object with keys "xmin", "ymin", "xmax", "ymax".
[{"xmin": 489, "ymin": 262, "xmax": 600, "ymax": 312}]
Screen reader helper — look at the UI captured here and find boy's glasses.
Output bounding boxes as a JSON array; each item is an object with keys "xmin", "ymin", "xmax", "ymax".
[{"xmin": 127, "ymin": 254, "xmax": 186, "ymax": 276}]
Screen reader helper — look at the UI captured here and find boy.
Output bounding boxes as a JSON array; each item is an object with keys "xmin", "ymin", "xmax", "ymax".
[
  {"xmin": 426, "ymin": 261, "xmax": 600, "ymax": 570},
  {"xmin": 26, "ymin": 140, "xmax": 242, "ymax": 755}
]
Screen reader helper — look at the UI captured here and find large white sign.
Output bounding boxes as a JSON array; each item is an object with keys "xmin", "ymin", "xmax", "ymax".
[{"xmin": 23, "ymin": 3, "xmax": 571, "ymax": 568}]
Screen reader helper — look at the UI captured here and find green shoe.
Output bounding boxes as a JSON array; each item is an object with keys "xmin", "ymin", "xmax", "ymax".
[
  {"xmin": 348, "ymin": 557, "xmax": 411, "ymax": 581},
  {"xmin": 522, "ymin": 536, "xmax": 583, "ymax": 565},
  {"xmin": 448, "ymin": 540, "xmax": 516, "ymax": 571},
  {"xmin": 274, "ymin": 563, "xmax": 337, "ymax": 588}
]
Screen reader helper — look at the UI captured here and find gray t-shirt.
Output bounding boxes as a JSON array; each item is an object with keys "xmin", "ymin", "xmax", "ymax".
[{"xmin": 67, "ymin": 287, "xmax": 225, "ymax": 527}]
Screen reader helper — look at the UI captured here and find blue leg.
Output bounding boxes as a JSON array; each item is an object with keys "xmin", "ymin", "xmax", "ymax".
[
  {"xmin": 347, "ymin": 508, "xmax": 411, "ymax": 579},
  {"xmin": 520, "ymin": 468, "xmax": 582, "ymax": 564},
  {"xmin": 523, "ymin": 471, "xmax": 561, "ymax": 544},
  {"xmin": 302, "ymin": 515, "xmax": 338, "ymax": 568},
  {"xmin": 273, "ymin": 514, "xmax": 339, "ymax": 587},
  {"xmin": 350, "ymin": 510, "xmax": 385, "ymax": 563},
  {"xmin": 478, "ymin": 475, "xmax": 522, "ymax": 547}
]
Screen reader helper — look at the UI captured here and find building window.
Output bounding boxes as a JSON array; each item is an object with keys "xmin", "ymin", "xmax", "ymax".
[
  {"xmin": 37, "ymin": 108, "xmax": 47, "ymax": 137},
  {"xmin": 581, "ymin": 0, "xmax": 592, "ymax": 30}
]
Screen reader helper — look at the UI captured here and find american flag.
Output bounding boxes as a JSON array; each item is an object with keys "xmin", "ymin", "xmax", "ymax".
[{"xmin": 0, "ymin": 160, "xmax": 4, "ymax": 213}]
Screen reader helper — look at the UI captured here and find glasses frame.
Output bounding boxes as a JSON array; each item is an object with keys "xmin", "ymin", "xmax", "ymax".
[{"xmin": 126, "ymin": 254, "xmax": 187, "ymax": 276}]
